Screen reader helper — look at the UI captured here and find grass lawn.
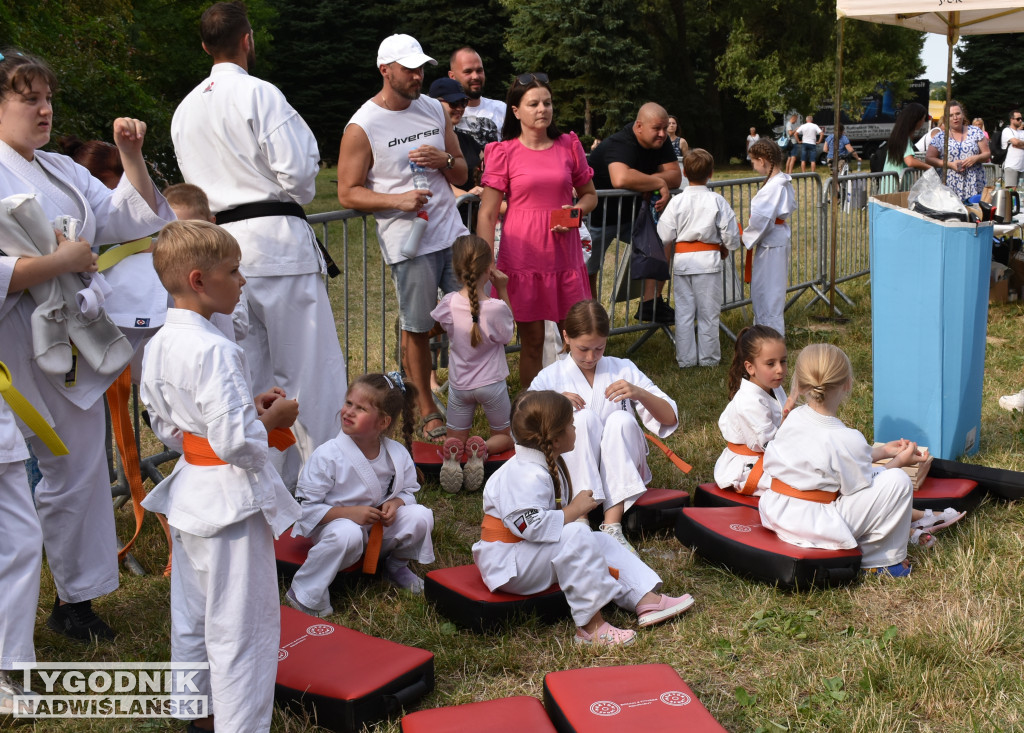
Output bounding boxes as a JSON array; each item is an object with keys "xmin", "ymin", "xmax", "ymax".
[{"xmin": 31, "ymin": 167, "xmax": 1024, "ymax": 732}]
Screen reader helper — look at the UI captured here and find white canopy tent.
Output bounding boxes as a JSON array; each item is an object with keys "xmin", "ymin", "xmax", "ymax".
[{"xmin": 820, "ymin": 0, "xmax": 1024, "ymax": 315}]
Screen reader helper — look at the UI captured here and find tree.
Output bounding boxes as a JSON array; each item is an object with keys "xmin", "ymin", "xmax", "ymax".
[
  {"xmin": 953, "ymin": 34, "xmax": 1024, "ymax": 132},
  {"xmin": 500, "ymin": 0, "xmax": 655, "ymax": 137}
]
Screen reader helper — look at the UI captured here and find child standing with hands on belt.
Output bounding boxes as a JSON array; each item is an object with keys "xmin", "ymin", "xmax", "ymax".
[
  {"xmin": 656, "ymin": 148, "xmax": 741, "ymax": 368},
  {"xmin": 141, "ymin": 220, "xmax": 301, "ymax": 733}
]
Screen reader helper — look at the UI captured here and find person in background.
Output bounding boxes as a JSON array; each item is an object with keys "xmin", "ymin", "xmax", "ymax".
[
  {"xmin": 1000, "ymin": 109, "xmax": 1024, "ymax": 188},
  {"xmin": 883, "ymin": 102, "xmax": 930, "ymax": 182},
  {"xmin": 795, "ymin": 114, "xmax": 823, "ymax": 174},
  {"xmin": 972, "ymin": 118, "xmax": 989, "ymax": 140},
  {"xmin": 429, "ymin": 77, "xmax": 483, "ymax": 197},
  {"xmin": 925, "ymin": 100, "xmax": 990, "ymax": 202},
  {"xmin": 784, "ymin": 112, "xmax": 800, "ymax": 174},
  {"xmin": 823, "ymin": 123, "xmax": 862, "ymax": 169},
  {"xmin": 745, "ymin": 127, "xmax": 760, "ymax": 162},
  {"xmin": 448, "ymin": 46, "xmax": 505, "ymax": 148},
  {"xmin": 667, "ymin": 115, "xmax": 686, "ymax": 158}
]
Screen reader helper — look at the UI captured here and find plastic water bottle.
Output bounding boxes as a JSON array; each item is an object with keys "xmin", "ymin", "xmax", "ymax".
[
  {"xmin": 401, "ymin": 211, "xmax": 429, "ymax": 259},
  {"xmin": 410, "ymin": 161, "xmax": 430, "ymax": 192}
]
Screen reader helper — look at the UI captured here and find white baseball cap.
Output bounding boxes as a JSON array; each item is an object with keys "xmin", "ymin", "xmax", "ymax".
[{"xmin": 376, "ymin": 34, "xmax": 436, "ymax": 68}]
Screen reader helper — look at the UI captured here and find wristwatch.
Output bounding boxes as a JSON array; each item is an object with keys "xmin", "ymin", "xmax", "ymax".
[{"xmin": 445, "ymin": 153, "xmax": 455, "ymax": 170}]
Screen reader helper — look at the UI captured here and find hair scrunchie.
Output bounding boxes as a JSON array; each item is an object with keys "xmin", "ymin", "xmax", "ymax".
[{"xmin": 384, "ymin": 370, "xmax": 406, "ymax": 393}]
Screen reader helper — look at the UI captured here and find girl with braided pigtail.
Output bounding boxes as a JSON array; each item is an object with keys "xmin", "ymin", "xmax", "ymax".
[
  {"xmin": 430, "ymin": 235, "xmax": 515, "ymax": 493},
  {"xmin": 743, "ymin": 138, "xmax": 795, "ymax": 336},
  {"xmin": 285, "ymin": 372, "xmax": 435, "ymax": 616},
  {"xmin": 472, "ymin": 391, "xmax": 695, "ymax": 648}
]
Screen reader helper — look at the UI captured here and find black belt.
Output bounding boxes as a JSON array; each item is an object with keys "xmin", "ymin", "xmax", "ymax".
[{"xmin": 215, "ymin": 201, "xmax": 340, "ymax": 278}]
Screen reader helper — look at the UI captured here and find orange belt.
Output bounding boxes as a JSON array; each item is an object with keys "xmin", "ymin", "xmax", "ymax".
[
  {"xmin": 480, "ymin": 515, "xmax": 619, "ymax": 578},
  {"xmin": 182, "ymin": 427, "xmax": 297, "ymax": 466},
  {"xmin": 674, "ymin": 241, "xmax": 721, "ymax": 255},
  {"xmin": 362, "ymin": 521, "xmax": 384, "ymax": 575},
  {"xmin": 727, "ymin": 442, "xmax": 764, "ymax": 495},
  {"xmin": 744, "ymin": 219, "xmax": 786, "ymax": 284},
  {"xmin": 769, "ymin": 477, "xmax": 838, "ymax": 504}
]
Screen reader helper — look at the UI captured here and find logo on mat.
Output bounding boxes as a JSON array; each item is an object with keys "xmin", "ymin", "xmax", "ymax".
[
  {"xmin": 306, "ymin": 624, "xmax": 334, "ymax": 637},
  {"xmin": 660, "ymin": 690, "xmax": 692, "ymax": 706},
  {"xmin": 589, "ymin": 701, "xmax": 621, "ymax": 716},
  {"xmin": 729, "ymin": 523, "xmax": 752, "ymax": 533},
  {"xmin": 278, "ymin": 649, "xmax": 289, "ymax": 662}
]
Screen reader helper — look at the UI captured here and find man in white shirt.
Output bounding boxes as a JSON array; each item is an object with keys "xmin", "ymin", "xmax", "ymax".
[
  {"xmin": 795, "ymin": 114, "xmax": 824, "ymax": 173},
  {"xmin": 448, "ymin": 47, "xmax": 506, "ymax": 147},
  {"xmin": 1001, "ymin": 109, "xmax": 1024, "ymax": 187},
  {"xmin": 172, "ymin": 1, "xmax": 347, "ymax": 488},
  {"xmin": 337, "ymin": 34, "xmax": 468, "ymax": 442}
]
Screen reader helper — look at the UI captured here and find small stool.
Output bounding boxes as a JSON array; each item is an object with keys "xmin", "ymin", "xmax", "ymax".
[
  {"xmin": 913, "ymin": 475, "xmax": 981, "ymax": 512},
  {"xmin": 424, "ymin": 564, "xmax": 569, "ymax": 633},
  {"xmin": 402, "ymin": 695, "xmax": 557, "ymax": 733},
  {"xmin": 622, "ymin": 487, "xmax": 690, "ymax": 534},
  {"xmin": 411, "ymin": 441, "xmax": 515, "ymax": 476},
  {"xmin": 543, "ymin": 664, "xmax": 727, "ymax": 732},
  {"xmin": 693, "ymin": 482, "xmax": 760, "ymax": 509},
  {"xmin": 675, "ymin": 506, "xmax": 862, "ymax": 589},
  {"xmin": 276, "ymin": 606, "xmax": 434, "ymax": 733}
]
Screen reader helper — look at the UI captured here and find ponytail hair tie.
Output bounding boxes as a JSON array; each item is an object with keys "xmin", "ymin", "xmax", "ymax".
[
  {"xmin": 384, "ymin": 370, "xmax": 406, "ymax": 393},
  {"xmin": 471, "ymin": 313, "xmax": 479, "ymax": 323}
]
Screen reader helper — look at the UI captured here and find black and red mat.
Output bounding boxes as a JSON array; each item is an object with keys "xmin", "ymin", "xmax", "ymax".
[
  {"xmin": 274, "ymin": 532, "xmax": 362, "ymax": 579},
  {"xmin": 927, "ymin": 457, "xmax": 1024, "ymax": 502},
  {"xmin": 621, "ymin": 487, "xmax": 691, "ymax": 534},
  {"xmin": 693, "ymin": 482, "xmax": 760, "ymax": 509},
  {"xmin": 276, "ymin": 605, "xmax": 434, "ymax": 733},
  {"xmin": 402, "ymin": 695, "xmax": 557, "ymax": 732},
  {"xmin": 424, "ymin": 563, "xmax": 569, "ymax": 633},
  {"xmin": 675, "ymin": 506, "xmax": 862, "ymax": 589},
  {"xmin": 543, "ymin": 664, "xmax": 727, "ymax": 732},
  {"xmin": 411, "ymin": 440, "xmax": 515, "ymax": 475}
]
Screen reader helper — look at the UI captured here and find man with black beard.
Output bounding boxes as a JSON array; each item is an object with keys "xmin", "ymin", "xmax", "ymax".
[{"xmin": 448, "ymin": 46, "xmax": 506, "ymax": 148}]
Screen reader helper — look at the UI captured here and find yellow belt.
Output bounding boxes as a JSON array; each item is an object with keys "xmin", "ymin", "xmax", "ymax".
[
  {"xmin": 0, "ymin": 361, "xmax": 68, "ymax": 456},
  {"xmin": 97, "ymin": 237, "xmax": 151, "ymax": 272}
]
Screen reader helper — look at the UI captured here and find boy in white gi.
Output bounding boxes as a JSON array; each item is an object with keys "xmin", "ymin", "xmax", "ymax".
[
  {"xmin": 656, "ymin": 148, "xmax": 740, "ymax": 367},
  {"xmin": 529, "ymin": 300, "xmax": 678, "ymax": 555},
  {"xmin": 141, "ymin": 220, "xmax": 301, "ymax": 732},
  {"xmin": 743, "ymin": 139, "xmax": 796, "ymax": 336},
  {"xmin": 473, "ymin": 391, "xmax": 693, "ymax": 648},
  {"xmin": 286, "ymin": 372, "xmax": 435, "ymax": 617}
]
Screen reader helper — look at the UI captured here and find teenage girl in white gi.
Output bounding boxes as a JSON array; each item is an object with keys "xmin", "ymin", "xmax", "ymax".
[
  {"xmin": 759, "ymin": 344, "xmax": 920, "ymax": 577},
  {"xmin": 714, "ymin": 325, "xmax": 787, "ymax": 496},
  {"xmin": 472, "ymin": 391, "xmax": 694, "ymax": 647},
  {"xmin": 0, "ymin": 51, "xmax": 173, "ymax": 640},
  {"xmin": 287, "ymin": 372, "xmax": 435, "ymax": 616},
  {"xmin": 529, "ymin": 300, "xmax": 678, "ymax": 554},
  {"xmin": 743, "ymin": 139, "xmax": 796, "ymax": 336},
  {"xmin": 430, "ymin": 234, "xmax": 514, "ymax": 493}
]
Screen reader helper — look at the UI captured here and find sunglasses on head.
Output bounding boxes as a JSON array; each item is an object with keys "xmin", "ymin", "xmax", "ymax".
[{"xmin": 515, "ymin": 72, "xmax": 549, "ymax": 86}]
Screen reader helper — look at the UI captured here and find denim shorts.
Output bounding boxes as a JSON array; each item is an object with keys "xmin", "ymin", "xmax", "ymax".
[
  {"xmin": 445, "ymin": 380, "xmax": 512, "ymax": 432},
  {"xmin": 389, "ymin": 247, "xmax": 460, "ymax": 333},
  {"xmin": 799, "ymin": 143, "xmax": 817, "ymax": 163}
]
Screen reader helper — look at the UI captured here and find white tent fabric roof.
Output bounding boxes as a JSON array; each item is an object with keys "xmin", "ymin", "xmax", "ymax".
[{"xmin": 836, "ymin": 0, "xmax": 1024, "ymax": 36}]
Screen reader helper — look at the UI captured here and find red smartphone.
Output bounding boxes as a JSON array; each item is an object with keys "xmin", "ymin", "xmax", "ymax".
[{"xmin": 550, "ymin": 207, "xmax": 582, "ymax": 228}]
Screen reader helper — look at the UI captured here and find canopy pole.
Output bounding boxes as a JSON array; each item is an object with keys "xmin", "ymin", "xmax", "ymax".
[
  {"xmin": 941, "ymin": 14, "xmax": 957, "ymax": 185},
  {"xmin": 828, "ymin": 17, "xmax": 844, "ymax": 318}
]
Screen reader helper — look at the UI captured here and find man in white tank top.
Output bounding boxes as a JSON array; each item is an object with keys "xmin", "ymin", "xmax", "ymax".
[{"xmin": 337, "ymin": 34, "xmax": 469, "ymax": 441}]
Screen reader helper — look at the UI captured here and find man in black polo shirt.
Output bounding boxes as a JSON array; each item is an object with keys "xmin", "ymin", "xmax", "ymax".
[{"xmin": 588, "ymin": 102, "xmax": 681, "ymax": 323}]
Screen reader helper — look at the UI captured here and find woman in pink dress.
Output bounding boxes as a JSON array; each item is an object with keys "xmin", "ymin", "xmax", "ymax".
[{"xmin": 476, "ymin": 73, "xmax": 597, "ymax": 389}]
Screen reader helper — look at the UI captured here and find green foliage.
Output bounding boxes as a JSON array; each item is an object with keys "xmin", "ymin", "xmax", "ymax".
[
  {"xmin": 742, "ymin": 607, "xmax": 820, "ymax": 640},
  {"xmin": 500, "ymin": 0, "xmax": 654, "ymax": 137},
  {"xmin": 953, "ymin": 34, "xmax": 1024, "ymax": 132}
]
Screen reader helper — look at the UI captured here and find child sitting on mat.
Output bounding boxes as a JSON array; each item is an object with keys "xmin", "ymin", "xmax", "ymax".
[
  {"xmin": 472, "ymin": 391, "xmax": 694, "ymax": 648},
  {"xmin": 141, "ymin": 220, "xmax": 300, "ymax": 732},
  {"xmin": 430, "ymin": 234, "xmax": 514, "ymax": 493},
  {"xmin": 286, "ymin": 372, "xmax": 434, "ymax": 615},
  {"xmin": 714, "ymin": 325, "xmax": 787, "ymax": 496},
  {"xmin": 759, "ymin": 343, "xmax": 920, "ymax": 577}
]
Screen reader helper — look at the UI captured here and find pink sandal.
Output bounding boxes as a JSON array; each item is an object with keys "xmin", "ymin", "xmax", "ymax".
[
  {"xmin": 439, "ymin": 437, "xmax": 464, "ymax": 494},
  {"xmin": 637, "ymin": 594, "xmax": 695, "ymax": 627},
  {"xmin": 462, "ymin": 436, "xmax": 489, "ymax": 492},
  {"xmin": 574, "ymin": 622, "xmax": 636, "ymax": 647}
]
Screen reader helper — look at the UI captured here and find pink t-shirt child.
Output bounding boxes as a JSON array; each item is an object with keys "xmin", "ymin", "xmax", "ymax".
[{"xmin": 430, "ymin": 291, "xmax": 514, "ymax": 390}]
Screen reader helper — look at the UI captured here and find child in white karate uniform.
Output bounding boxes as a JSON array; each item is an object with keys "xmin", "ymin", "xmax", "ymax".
[
  {"xmin": 430, "ymin": 234, "xmax": 514, "ymax": 493},
  {"xmin": 472, "ymin": 391, "xmax": 694, "ymax": 647},
  {"xmin": 529, "ymin": 300, "xmax": 678, "ymax": 554},
  {"xmin": 141, "ymin": 221, "xmax": 301, "ymax": 732},
  {"xmin": 744, "ymin": 139, "xmax": 796, "ymax": 336},
  {"xmin": 759, "ymin": 344, "xmax": 919, "ymax": 577},
  {"xmin": 656, "ymin": 148, "xmax": 741, "ymax": 367},
  {"xmin": 714, "ymin": 325, "xmax": 787, "ymax": 496},
  {"xmin": 286, "ymin": 372, "xmax": 435, "ymax": 615}
]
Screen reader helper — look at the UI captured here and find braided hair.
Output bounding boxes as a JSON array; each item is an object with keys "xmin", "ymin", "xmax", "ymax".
[
  {"xmin": 791, "ymin": 344, "xmax": 852, "ymax": 406},
  {"xmin": 349, "ymin": 372, "xmax": 420, "ymax": 450},
  {"xmin": 510, "ymin": 391, "xmax": 575, "ymax": 505},
  {"xmin": 452, "ymin": 234, "xmax": 493, "ymax": 348},
  {"xmin": 727, "ymin": 325, "xmax": 784, "ymax": 399},
  {"xmin": 748, "ymin": 138, "xmax": 783, "ymax": 187}
]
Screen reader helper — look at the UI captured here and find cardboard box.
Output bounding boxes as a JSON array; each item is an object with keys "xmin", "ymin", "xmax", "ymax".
[{"xmin": 991, "ymin": 277, "xmax": 1009, "ymax": 304}]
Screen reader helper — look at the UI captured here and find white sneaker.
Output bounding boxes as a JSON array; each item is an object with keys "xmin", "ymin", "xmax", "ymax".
[
  {"xmin": 999, "ymin": 390, "xmax": 1024, "ymax": 411},
  {"xmin": 0, "ymin": 669, "xmax": 37, "ymax": 720},
  {"xmin": 285, "ymin": 587, "xmax": 326, "ymax": 618},
  {"xmin": 599, "ymin": 522, "xmax": 638, "ymax": 556},
  {"xmin": 385, "ymin": 563, "xmax": 425, "ymax": 594}
]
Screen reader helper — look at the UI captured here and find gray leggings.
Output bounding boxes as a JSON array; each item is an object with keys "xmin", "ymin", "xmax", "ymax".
[{"xmin": 445, "ymin": 380, "xmax": 512, "ymax": 432}]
